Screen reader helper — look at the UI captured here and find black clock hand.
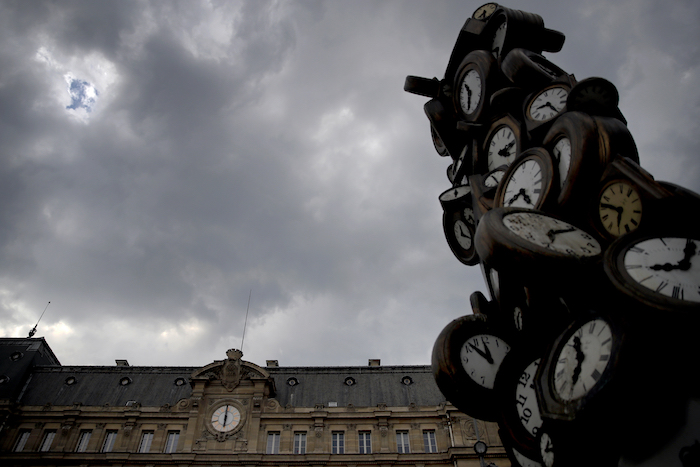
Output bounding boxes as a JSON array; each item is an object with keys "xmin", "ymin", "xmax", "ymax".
[
  {"xmin": 457, "ymin": 224, "xmax": 470, "ymax": 239},
  {"xmin": 468, "ymin": 342, "xmax": 494, "ymax": 364},
  {"xmin": 506, "ymin": 189, "xmax": 523, "ymax": 205},
  {"xmin": 465, "ymin": 84, "xmax": 472, "ymax": 110},
  {"xmin": 498, "ymin": 140, "xmax": 516, "ymax": 158},
  {"xmin": 223, "ymin": 408, "xmax": 229, "ymax": 426},
  {"xmin": 571, "ymin": 336, "xmax": 584, "ymax": 392},
  {"xmin": 546, "ymin": 227, "xmax": 576, "ymax": 243},
  {"xmin": 678, "ymin": 239, "xmax": 697, "ymax": 271}
]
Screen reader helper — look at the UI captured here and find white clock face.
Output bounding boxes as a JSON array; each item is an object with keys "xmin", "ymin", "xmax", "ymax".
[
  {"xmin": 503, "ymin": 159, "xmax": 544, "ymax": 209},
  {"xmin": 484, "ymin": 168, "xmax": 505, "ymax": 188},
  {"xmin": 491, "ymin": 21, "xmax": 507, "ymax": 57},
  {"xmin": 459, "ymin": 69, "xmax": 482, "ymax": 115},
  {"xmin": 211, "ymin": 405, "xmax": 241, "ymax": 432},
  {"xmin": 540, "ymin": 432, "xmax": 555, "ymax": 467},
  {"xmin": 440, "ymin": 185, "xmax": 471, "ymax": 203},
  {"xmin": 623, "ymin": 237, "xmax": 700, "ymax": 303},
  {"xmin": 460, "ymin": 334, "xmax": 510, "ymax": 389},
  {"xmin": 487, "ymin": 125, "xmax": 517, "ymax": 171},
  {"xmin": 529, "ymin": 87, "xmax": 568, "ymax": 122},
  {"xmin": 453, "ymin": 219, "xmax": 473, "ymax": 250},
  {"xmin": 473, "ymin": 3, "xmax": 497, "ymax": 20},
  {"xmin": 515, "ymin": 359, "xmax": 543, "ymax": 436},
  {"xmin": 503, "ymin": 212, "xmax": 601, "ymax": 257},
  {"xmin": 552, "ymin": 137, "xmax": 571, "ymax": 190},
  {"xmin": 463, "ymin": 207, "xmax": 475, "ymax": 226},
  {"xmin": 554, "ymin": 319, "xmax": 613, "ymax": 401}
]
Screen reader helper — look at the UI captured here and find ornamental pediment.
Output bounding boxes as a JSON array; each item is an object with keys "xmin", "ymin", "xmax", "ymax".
[{"xmin": 191, "ymin": 349, "xmax": 272, "ymax": 393}]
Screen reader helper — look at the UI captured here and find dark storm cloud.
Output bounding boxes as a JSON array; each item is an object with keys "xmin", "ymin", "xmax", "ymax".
[{"xmin": 0, "ymin": 0, "xmax": 697, "ymax": 366}]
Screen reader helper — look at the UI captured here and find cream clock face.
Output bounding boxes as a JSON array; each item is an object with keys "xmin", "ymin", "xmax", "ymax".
[
  {"xmin": 502, "ymin": 159, "xmax": 544, "ymax": 209},
  {"xmin": 211, "ymin": 405, "xmax": 242, "ymax": 432},
  {"xmin": 459, "ymin": 69, "xmax": 482, "ymax": 116},
  {"xmin": 554, "ymin": 319, "xmax": 613, "ymax": 401},
  {"xmin": 454, "ymin": 219, "xmax": 473, "ymax": 250},
  {"xmin": 528, "ymin": 87, "xmax": 568, "ymax": 122},
  {"xmin": 623, "ymin": 237, "xmax": 700, "ymax": 303},
  {"xmin": 552, "ymin": 137, "xmax": 571, "ymax": 190},
  {"xmin": 487, "ymin": 125, "xmax": 518, "ymax": 171},
  {"xmin": 460, "ymin": 334, "xmax": 510, "ymax": 389},
  {"xmin": 503, "ymin": 212, "xmax": 601, "ymax": 258}
]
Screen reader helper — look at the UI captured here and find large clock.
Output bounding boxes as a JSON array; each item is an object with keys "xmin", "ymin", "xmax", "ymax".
[
  {"xmin": 452, "ymin": 50, "xmax": 499, "ymax": 122},
  {"xmin": 432, "ymin": 313, "xmax": 511, "ymax": 421},
  {"xmin": 209, "ymin": 402, "xmax": 244, "ymax": 435}
]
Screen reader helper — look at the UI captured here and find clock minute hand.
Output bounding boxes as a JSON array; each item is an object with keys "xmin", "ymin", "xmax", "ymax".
[
  {"xmin": 546, "ymin": 226, "xmax": 576, "ymax": 243},
  {"xmin": 678, "ymin": 239, "xmax": 697, "ymax": 271},
  {"xmin": 468, "ymin": 342, "xmax": 494, "ymax": 364}
]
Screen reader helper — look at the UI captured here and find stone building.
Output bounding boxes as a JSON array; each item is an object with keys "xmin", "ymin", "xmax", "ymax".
[{"xmin": 0, "ymin": 337, "xmax": 507, "ymax": 466}]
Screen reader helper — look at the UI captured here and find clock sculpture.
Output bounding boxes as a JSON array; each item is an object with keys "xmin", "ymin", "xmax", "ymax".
[{"xmin": 405, "ymin": 3, "xmax": 700, "ymax": 466}]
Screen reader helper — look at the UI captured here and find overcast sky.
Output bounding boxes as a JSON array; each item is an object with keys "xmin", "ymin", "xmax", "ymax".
[{"xmin": 0, "ymin": 0, "xmax": 698, "ymax": 368}]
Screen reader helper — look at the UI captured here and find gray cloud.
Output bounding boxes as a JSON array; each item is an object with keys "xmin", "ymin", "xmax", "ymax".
[{"xmin": 0, "ymin": 0, "xmax": 697, "ymax": 367}]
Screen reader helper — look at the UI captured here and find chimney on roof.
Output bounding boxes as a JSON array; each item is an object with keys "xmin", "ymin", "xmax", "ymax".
[
  {"xmin": 115, "ymin": 359, "xmax": 130, "ymax": 366},
  {"xmin": 266, "ymin": 360, "xmax": 279, "ymax": 367},
  {"xmin": 368, "ymin": 359, "xmax": 381, "ymax": 367}
]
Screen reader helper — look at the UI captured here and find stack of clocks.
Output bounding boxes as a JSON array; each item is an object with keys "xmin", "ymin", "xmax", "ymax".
[{"xmin": 405, "ymin": 3, "xmax": 700, "ymax": 467}]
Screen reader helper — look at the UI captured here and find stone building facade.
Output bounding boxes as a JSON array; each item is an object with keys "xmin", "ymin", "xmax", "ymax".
[{"xmin": 0, "ymin": 337, "xmax": 507, "ymax": 466}]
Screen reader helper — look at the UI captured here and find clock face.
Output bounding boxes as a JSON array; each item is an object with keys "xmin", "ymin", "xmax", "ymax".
[
  {"xmin": 516, "ymin": 358, "xmax": 543, "ymax": 436},
  {"xmin": 540, "ymin": 432, "xmax": 555, "ymax": 467},
  {"xmin": 473, "ymin": 3, "xmax": 497, "ymax": 20},
  {"xmin": 484, "ymin": 166, "xmax": 506, "ymax": 188},
  {"xmin": 454, "ymin": 219, "xmax": 473, "ymax": 250},
  {"xmin": 464, "ymin": 206, "xmax": 475, "ymax": 225},
  {"xmin": 439, "ymin": 185, "xmax": 471, "ymax": 204},
  {"xmin": 502, "ymin": 212, "xmax": 601, "ymax": 257},
  {"xmin": 459, "ymin": 69, "xmax": 482, "ymax": 116},
  {"xmin": 460, "ymin": 334, "xmax": 511, "ymax": 388},
  {"xmin": 551, "ymin": 137, "xmax": 571, "ymax": 191},
  {"xmin": 622, "ymin": 237, "xmax": 700, "ymax": 303},
  {"xmin": 501, "ymin": 158, "xmax": 546, "ymax": 209},
  {"xmin": 553, "ymin": 318, "xmax": 613, "ymax": 401},
  {"xmin": 487, "ymin": 124, "xmax": 518, "ymax": 171},
  {"xmin": 491, "ymin": 21, "xmax": 507, "ymax": 58},
  {"xmin": 211, "ymin": 405, "xmax": 242, "ymax": 433},
  {"xmin": 528, "ymin": 86, "xmax": 568, "ymax": 122},
  {"xmin": 598, "ymin": 181, "xmax": 642, "ymax": 237}
]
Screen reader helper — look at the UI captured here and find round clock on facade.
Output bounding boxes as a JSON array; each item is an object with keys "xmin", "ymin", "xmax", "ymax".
[
  {"xmin": 475, "ymin": 207, "xmax": 602, "ymax": 282},
  {"xmin": 494, "ymin": 147, "xmax": 556, "ymax": 210},
  {"xmin": 475, "ymin": 115, "xmax": 524, "ymax": 174},
  {"xmin": 605, "ymin": 233, "xmax": 700, "ymax": 313},
  {"xmin": 453, "ymin": 50, "xmax": 499, "ymax": 122},
  {"xmin": 432, "ymin": 313, "xmax": 511, "ymax": 421},
  {"xmin": 210, "ymin": 404, "xmax": 242, "ymax": 433},
  {"xmin": 597, "ymin": 179, "xmax": 642, "ymax": 238}
]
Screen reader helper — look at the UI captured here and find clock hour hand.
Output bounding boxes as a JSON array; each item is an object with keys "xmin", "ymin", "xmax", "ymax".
[
  {"xmin": 498, "ymin": 141, "xmax": 515, "ymax": 158},
  {"xmin": 468, "ymin": 342, "xmax": 494, "ymax": 364},
  {"xmin": 546, "ymin": 226, "xmax": 576, "ymax": 243},
  {"xmin": 571, "ymin": 336, "xmax": 584, "ymax": 390}
]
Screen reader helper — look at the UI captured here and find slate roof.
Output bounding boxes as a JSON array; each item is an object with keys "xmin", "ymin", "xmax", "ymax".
[{"xmin": 16, "ymin": 364, "xmax": 447, "ymax": 409}]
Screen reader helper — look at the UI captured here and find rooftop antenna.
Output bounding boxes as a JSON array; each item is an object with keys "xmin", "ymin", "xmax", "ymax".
[
  {"xmin": 240, "ymin": 289, "xmax": 252, "ymax": 353},
  {"xmin": 28, "ymin": 301, "xmax": 51, "ymax": 338}
]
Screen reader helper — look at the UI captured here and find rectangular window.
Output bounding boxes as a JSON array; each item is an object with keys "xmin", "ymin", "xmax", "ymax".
[
  {"xmin": 75, "ymin": 430, "xmax": 92, "ymax": 452},
  {"xmin": 102, "ymin": 430, "xmax": 117, "ymax": 452},
  {"xmin": 358, "ymin": 431, "xmax": 372, "ymax": 454},
  {"xmin": 266, "ymin": 432, "xmax": 280, "ymax": 454},
  {"xmin": 13, "ymin": 430, "xmax": 31, "ymax": 452},
  {"xmin": 332, "ymin": 431, "xmax": 344, "ymax": 454},
  {"xmin": 138, "ymin": 431, "xmax": 154, "ymax": 453},
  {"xmin": 293, "ymin": 432, "xmax": 307, "ymax": 454},
  {"xmin": 423, "ymin": 430, "xmax": 437, "ymax": 453},
  {"xmin": 39, "ymin": 430, "xmax": 56, "ymax": 452},
  {"xmin": 396, "ymin": 431, "xmax": 410, "ymax": 453},
  {"xmin": 164, "ymin": 431, "xmax": 180, "ymax": 453}
]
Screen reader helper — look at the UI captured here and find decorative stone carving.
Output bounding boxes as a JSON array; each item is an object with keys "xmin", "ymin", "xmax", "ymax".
[{"xmin": 221, "ymin": 348, "xmax": 243, "ymax": 391}]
